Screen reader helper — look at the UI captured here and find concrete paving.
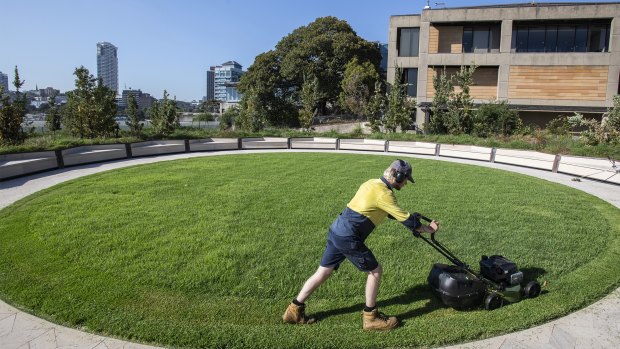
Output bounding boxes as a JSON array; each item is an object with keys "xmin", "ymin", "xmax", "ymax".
[{"xmin": 0, "ymin": 149, "xmax": 618, "ymax": 349}]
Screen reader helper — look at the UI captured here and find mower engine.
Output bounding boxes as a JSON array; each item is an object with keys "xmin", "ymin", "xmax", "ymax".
[{"xmin": 479, "ymin": 255, "xmax": 523, "ymax": 288}]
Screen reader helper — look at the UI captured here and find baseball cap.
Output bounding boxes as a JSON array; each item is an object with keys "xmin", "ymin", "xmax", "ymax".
[{"xmin": 390, "ymin": 159, "xmax": 415, "ymax": 183}]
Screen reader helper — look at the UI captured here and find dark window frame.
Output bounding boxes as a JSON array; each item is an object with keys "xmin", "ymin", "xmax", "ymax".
[
  {"xmin": 397, "ymin": 27, "xmax": 420, "ymax": 57},
  {"xmin": 512, "ymin": 20, "xmax": 611, "ymax": 53}
]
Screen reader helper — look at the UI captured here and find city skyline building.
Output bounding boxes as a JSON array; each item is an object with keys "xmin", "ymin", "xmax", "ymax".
[
  {"xmin": 0, "ymin": 71, "xmax": 8, "ymax": 93},
  {"xmin": 214, "ymin": 61, "xmax": 243, "ymax": 101},
  {"xmin": 96, "ymin": 42, "xmax": 119, "ymax": 94},
  {"xmin": 205, "ymin": 67, "xmax": 215, "ymax": 101}
]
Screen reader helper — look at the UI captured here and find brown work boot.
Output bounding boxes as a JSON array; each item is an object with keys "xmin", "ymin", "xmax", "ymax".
[
  {"xmin": 362, "ymin": 309, "xmax": 399, "ymax": 330},
  {"xmin": 282, "ymin": 303, "xmax": 316, "ymax": 324}
]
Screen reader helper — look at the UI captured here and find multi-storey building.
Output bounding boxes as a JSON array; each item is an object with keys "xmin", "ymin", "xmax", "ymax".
[
  {"xmin": 214, "ymin": 61, "xmax": 243, "ymax": 102},
  {"xmin": 0, "ymin": 71, "xmax": 8, "ymax": 93},
  {"xmin": 388, "ymin": 2, "xmax": 620, "ymax": 128},
  {"xmin": 205, "ymin": 67, "xmax": 215, "ymax": 101},
  {"xmin": 96, "ymin": 42, "xmax": 119, "ymax": 94}
]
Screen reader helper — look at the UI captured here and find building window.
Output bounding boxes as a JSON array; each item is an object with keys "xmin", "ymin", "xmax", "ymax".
[
  {"xmin": 402, "ymin": 68, "xmax": 418, "ymax": 97},
  {"xmin": 397, "ymin": 28, "xmax": 420, "ymax": 57},
  {"xmin": 463, "ymin": 26, "xmax": 500, "ymax": 53},
  {"xmin": 512, "ymin": 20, "xmax": 610, "ymax": 53}
]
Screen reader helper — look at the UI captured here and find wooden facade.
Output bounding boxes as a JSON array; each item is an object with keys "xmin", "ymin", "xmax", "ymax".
[{"xmin": 508, "ymin": 66, "xmax": 608, "ymax": 101}]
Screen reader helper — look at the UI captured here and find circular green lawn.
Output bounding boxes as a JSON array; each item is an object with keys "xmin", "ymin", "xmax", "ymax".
[{"xmin": 0, "ymin": 153, "xmax": 619, "ymax": 349}]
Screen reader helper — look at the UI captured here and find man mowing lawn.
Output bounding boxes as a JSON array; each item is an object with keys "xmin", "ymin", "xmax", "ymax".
[{"xmin": 283, "ymin": 159, "xmax": 439, "ymax": 330}]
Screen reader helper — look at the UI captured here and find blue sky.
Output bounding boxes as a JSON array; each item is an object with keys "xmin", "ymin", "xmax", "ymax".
[{"xmin": 2, "ymin": 0, "xmax": 616, "ymax": 101}]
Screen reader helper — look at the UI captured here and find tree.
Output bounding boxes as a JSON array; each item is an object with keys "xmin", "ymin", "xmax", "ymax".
[
  {"xmin": 428, "ymin": 68, "xmax": 452, "ymax": 134},
  {"xmin": 384, "ymin": 66, "xmax": 416, "ymax": 133},
  {"xmin": 0, "ymin": 66, "xmax": 27, "ymax": 145},
  {"xmin": 365, "ymin": 81, "xmax": 386, "ymax": 133},
  {"xmin": 238, "ymin": 16, "xmax": 381, "ymax": 126},
  {"xmin": 45, "ymin": 92, "xmax": 62, "ymax": 135},
  {"xmin": 125, "ymin": 93, "xmax": 143, "ymax": 137},
  {"xmin": 339, "ymin": 57, "xmax": 380, "ymax": 118},
  {"xmin": 150, "ymin": 90, "xmax": 179, "ymax": 136},
  {"xmin": 236, "ymin": 88, "xmax": 268, "ymax": 132},
  {"xmin": 444, "ymin": 65, "xmax": 476, "ymax": 134},
  {"xmin": 219, "ymin": 106, "xmax": 239, "ymax": 131},
  {"xmin": 428, "ymin": 65, "xmax": 476, "ymax": 135},
  {"xmin": 299, "ymin": 74, "xmax": 319, "ymax": 130},
  {"xmin": 64, "ymin": 66, "xmax": 118, "ymax": 138}
]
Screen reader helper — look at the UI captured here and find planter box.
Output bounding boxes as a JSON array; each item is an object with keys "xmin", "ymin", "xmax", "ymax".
[
  {"xmin": 241, "ymin": 137, "xmax": 289, "ymax": 149},
  {"xmin": 494, "ymin": 149, "xmax": 556, "ymax": 171},
  {"xmin": 130, "ymin": 140, "xmax": 186, "ymax": 157},
  {"xmin": 439, "ymin": 144, "xmax": 493, "ymax": 162},
  {"xmin": 0, "ymin": 151, "xmax": 58, "ymax": 180},
  {"xmin": 388, "ymin": 141, "xmax": 437, "ymax": 155},
  {"xmin": 339, "ymin": 139, "xmax": 386, "ymax": 152},
  {"xmin": 558, "ymin": 155, "xmax": 620, "ymax": 184},
  {"xmin": 189, "ymin": 138, "xmax": 239, "ymax": 151},
  {"xmin": 62, "ymin": 144, "xmax": 127, "ymax": 166},
  {"xmin": 290, "ymin": 137, "xmax": 337, "ymax": 150}
]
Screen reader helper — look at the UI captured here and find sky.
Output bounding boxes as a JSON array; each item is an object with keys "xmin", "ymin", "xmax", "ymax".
[{"xmin": 2, "ymin": 0, "xmax": 617, "ymax": 101}]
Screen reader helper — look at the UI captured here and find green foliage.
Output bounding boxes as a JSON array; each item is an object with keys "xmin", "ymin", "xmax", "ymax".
[
  {"xmin": 473, "ymin": 100, "xmax": 522, "ymax": 137},
  {"xmin": 384, "ymin": 66, "xmax": 415, "ymax": 133},
  {"xmin": 365, "ymin": 81, "xmax": 386, "ymax": 133},
  {"xmin": 338, "ymin": 57, "xmax": 380, "ymax": 117},
  {"xmin": 149, "ymin": 90, "xmax": 179, "ymax": 136},
  {"xmin": 237, "ymin": 89, "xmax": 268, "ymax": 132},
  {"xmin": 299, "ymin": 74, "xmax": 319, "ymax": 130},
  {"xmin": 238, "ymin": 16, "xmax": 381, "ymax": 125},
  {"xmin": 0, "ymin": 67, "xmax": 27, "ymax": 145},
  {"xmin": 45, "ymin": 92, "xmax": 62, "ymax": 134},
  {"xmin": 219, "ymin": 106, "xmax": 239, "ymax": 131},
  {"xmin": 546, "ymin": 117, "xmax": 571, "ymax": 136},
  {"xmin": 429, "ymin": 66, "xmax": 477, "ymax": 135},
  {"xmin": 125, "ymin": 93, "xmax": 143, "ymax": 137},
  {"xmin": 64, "ymin": 66, "xmax": 118, "ymax": 138}
]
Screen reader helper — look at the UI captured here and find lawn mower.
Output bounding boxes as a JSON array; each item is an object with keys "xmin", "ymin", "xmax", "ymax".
[{"xmin": 414, "ymin": 213, "xmax": 541, "ymax": 310}]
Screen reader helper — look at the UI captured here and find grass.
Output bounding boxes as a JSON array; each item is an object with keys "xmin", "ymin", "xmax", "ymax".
[{"xmin": 0, "ymin": 152, "xmax": 619, "ymax": 349}]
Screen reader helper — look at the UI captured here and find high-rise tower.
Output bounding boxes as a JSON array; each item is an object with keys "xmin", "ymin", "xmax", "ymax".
[{"xmin": 96, "ymin": 42, "xmax": 118, "ymax": 93}]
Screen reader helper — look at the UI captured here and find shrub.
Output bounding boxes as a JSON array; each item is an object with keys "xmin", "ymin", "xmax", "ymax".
[{"xmin": 473, "ymin": 100, "xmax": 522, "ymax": 137}]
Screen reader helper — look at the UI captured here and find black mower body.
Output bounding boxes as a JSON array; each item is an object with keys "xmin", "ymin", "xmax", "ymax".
[{"xmin": 427, "ymin": 263, "xmax": 486, "ymax": 309}]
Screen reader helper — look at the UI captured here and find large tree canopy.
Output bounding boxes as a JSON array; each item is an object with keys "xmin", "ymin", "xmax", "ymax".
[{"xmin": 238, "ymin": 16, "xmax": 381, "ymax": 128}]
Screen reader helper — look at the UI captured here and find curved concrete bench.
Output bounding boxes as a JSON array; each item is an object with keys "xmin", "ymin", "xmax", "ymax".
[
  {"xmin": 439, "ymin": 144, "xmax": 493, "ymax": 161},
  {"xmin": 62, "ymin": 144, "xmax": 127, "ymax": 167},
  {"xmin": 241, "ymin": 137, "xmax": 289, "ymax": 149},
  {"xmin": 558, "ymin": 155, "xmax": 620, "ymax": 184},
  {"xmin": 494, "ymin": 148, "xmax": 557, "ymax": 171},
  {"xmin": 0, "ymin": 151, "xmax": 58, "ymax": 180},
  {"xmin": 290, "ymin": 137, "xmax": 337, "ymax": 150},
  {"xmin": 130, "ymin": 140, "xmax": 186, "ymax": 157},
  {"xmin": 388, "ymin": 140, "xmax": 437, "ymax": 155},
  {"xmin": 189, "ymin": 138, "xmax": 239, "ymax": 152},
  {"xmin": 339, "ymin": 139, "xmax": 386, "ymax": 152}
]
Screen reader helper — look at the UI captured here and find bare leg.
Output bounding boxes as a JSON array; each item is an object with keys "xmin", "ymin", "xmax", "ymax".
[
  {"xmin": 365, "ymin": 264, "xmax": 383, "ymax": 308},
  {"xmin": 296, "ymin": 266, "xmax": 334, "ymax": 303}
]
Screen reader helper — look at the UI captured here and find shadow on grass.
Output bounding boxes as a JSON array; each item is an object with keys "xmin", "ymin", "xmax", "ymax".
[{"xmin": 312, "ymin": 284, "xmax": 440, "ymax": 322}]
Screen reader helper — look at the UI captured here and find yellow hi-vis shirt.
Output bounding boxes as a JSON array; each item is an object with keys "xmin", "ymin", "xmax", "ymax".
[{"xmin": 329, "ymin": 177, "xmax": 421, "ymax": 240}]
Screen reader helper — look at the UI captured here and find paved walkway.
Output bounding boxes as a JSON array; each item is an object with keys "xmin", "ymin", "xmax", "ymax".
[{"xmin": 1, "ymin": 149, "xmax": 619, "ymax": 349}]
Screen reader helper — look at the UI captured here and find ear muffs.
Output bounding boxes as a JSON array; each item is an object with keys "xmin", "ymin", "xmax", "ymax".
[{"xmin": 394, "ymin": 159, "xmax": 407, "ymax": 183}]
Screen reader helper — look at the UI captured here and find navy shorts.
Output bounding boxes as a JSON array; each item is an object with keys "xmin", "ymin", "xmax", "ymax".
[{"xmin": 320, "ymin": 230, "xmax": 379, "ymax": 272}]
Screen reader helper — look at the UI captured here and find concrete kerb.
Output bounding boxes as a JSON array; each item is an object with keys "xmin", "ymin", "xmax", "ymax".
[{"xmin": 0, "ymin": 149, "xmax": 619, "ymax": 349}]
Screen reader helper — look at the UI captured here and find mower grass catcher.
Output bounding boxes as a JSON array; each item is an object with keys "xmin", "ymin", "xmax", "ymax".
[{"xmin": 415, "ymin": 214, "xmax": 541, "ymax": 310}]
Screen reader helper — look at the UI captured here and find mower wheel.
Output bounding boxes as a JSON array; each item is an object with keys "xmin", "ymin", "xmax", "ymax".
[
  {"xmin": 484, "ymin": 292, "xmax": 504, "ymax": 310},
  {"xmin": 523, "ymin": 281, "xmax": 541, "ymax": 299}
]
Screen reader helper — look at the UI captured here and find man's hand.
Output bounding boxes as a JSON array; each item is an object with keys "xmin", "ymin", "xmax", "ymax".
[
  {"xmin": 429, "ymin": 220, "xmax": 439, "ymax": 233},
  {"xmin": 414, "ymin": 220, "xmax": 439, "ymax": 235}
]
